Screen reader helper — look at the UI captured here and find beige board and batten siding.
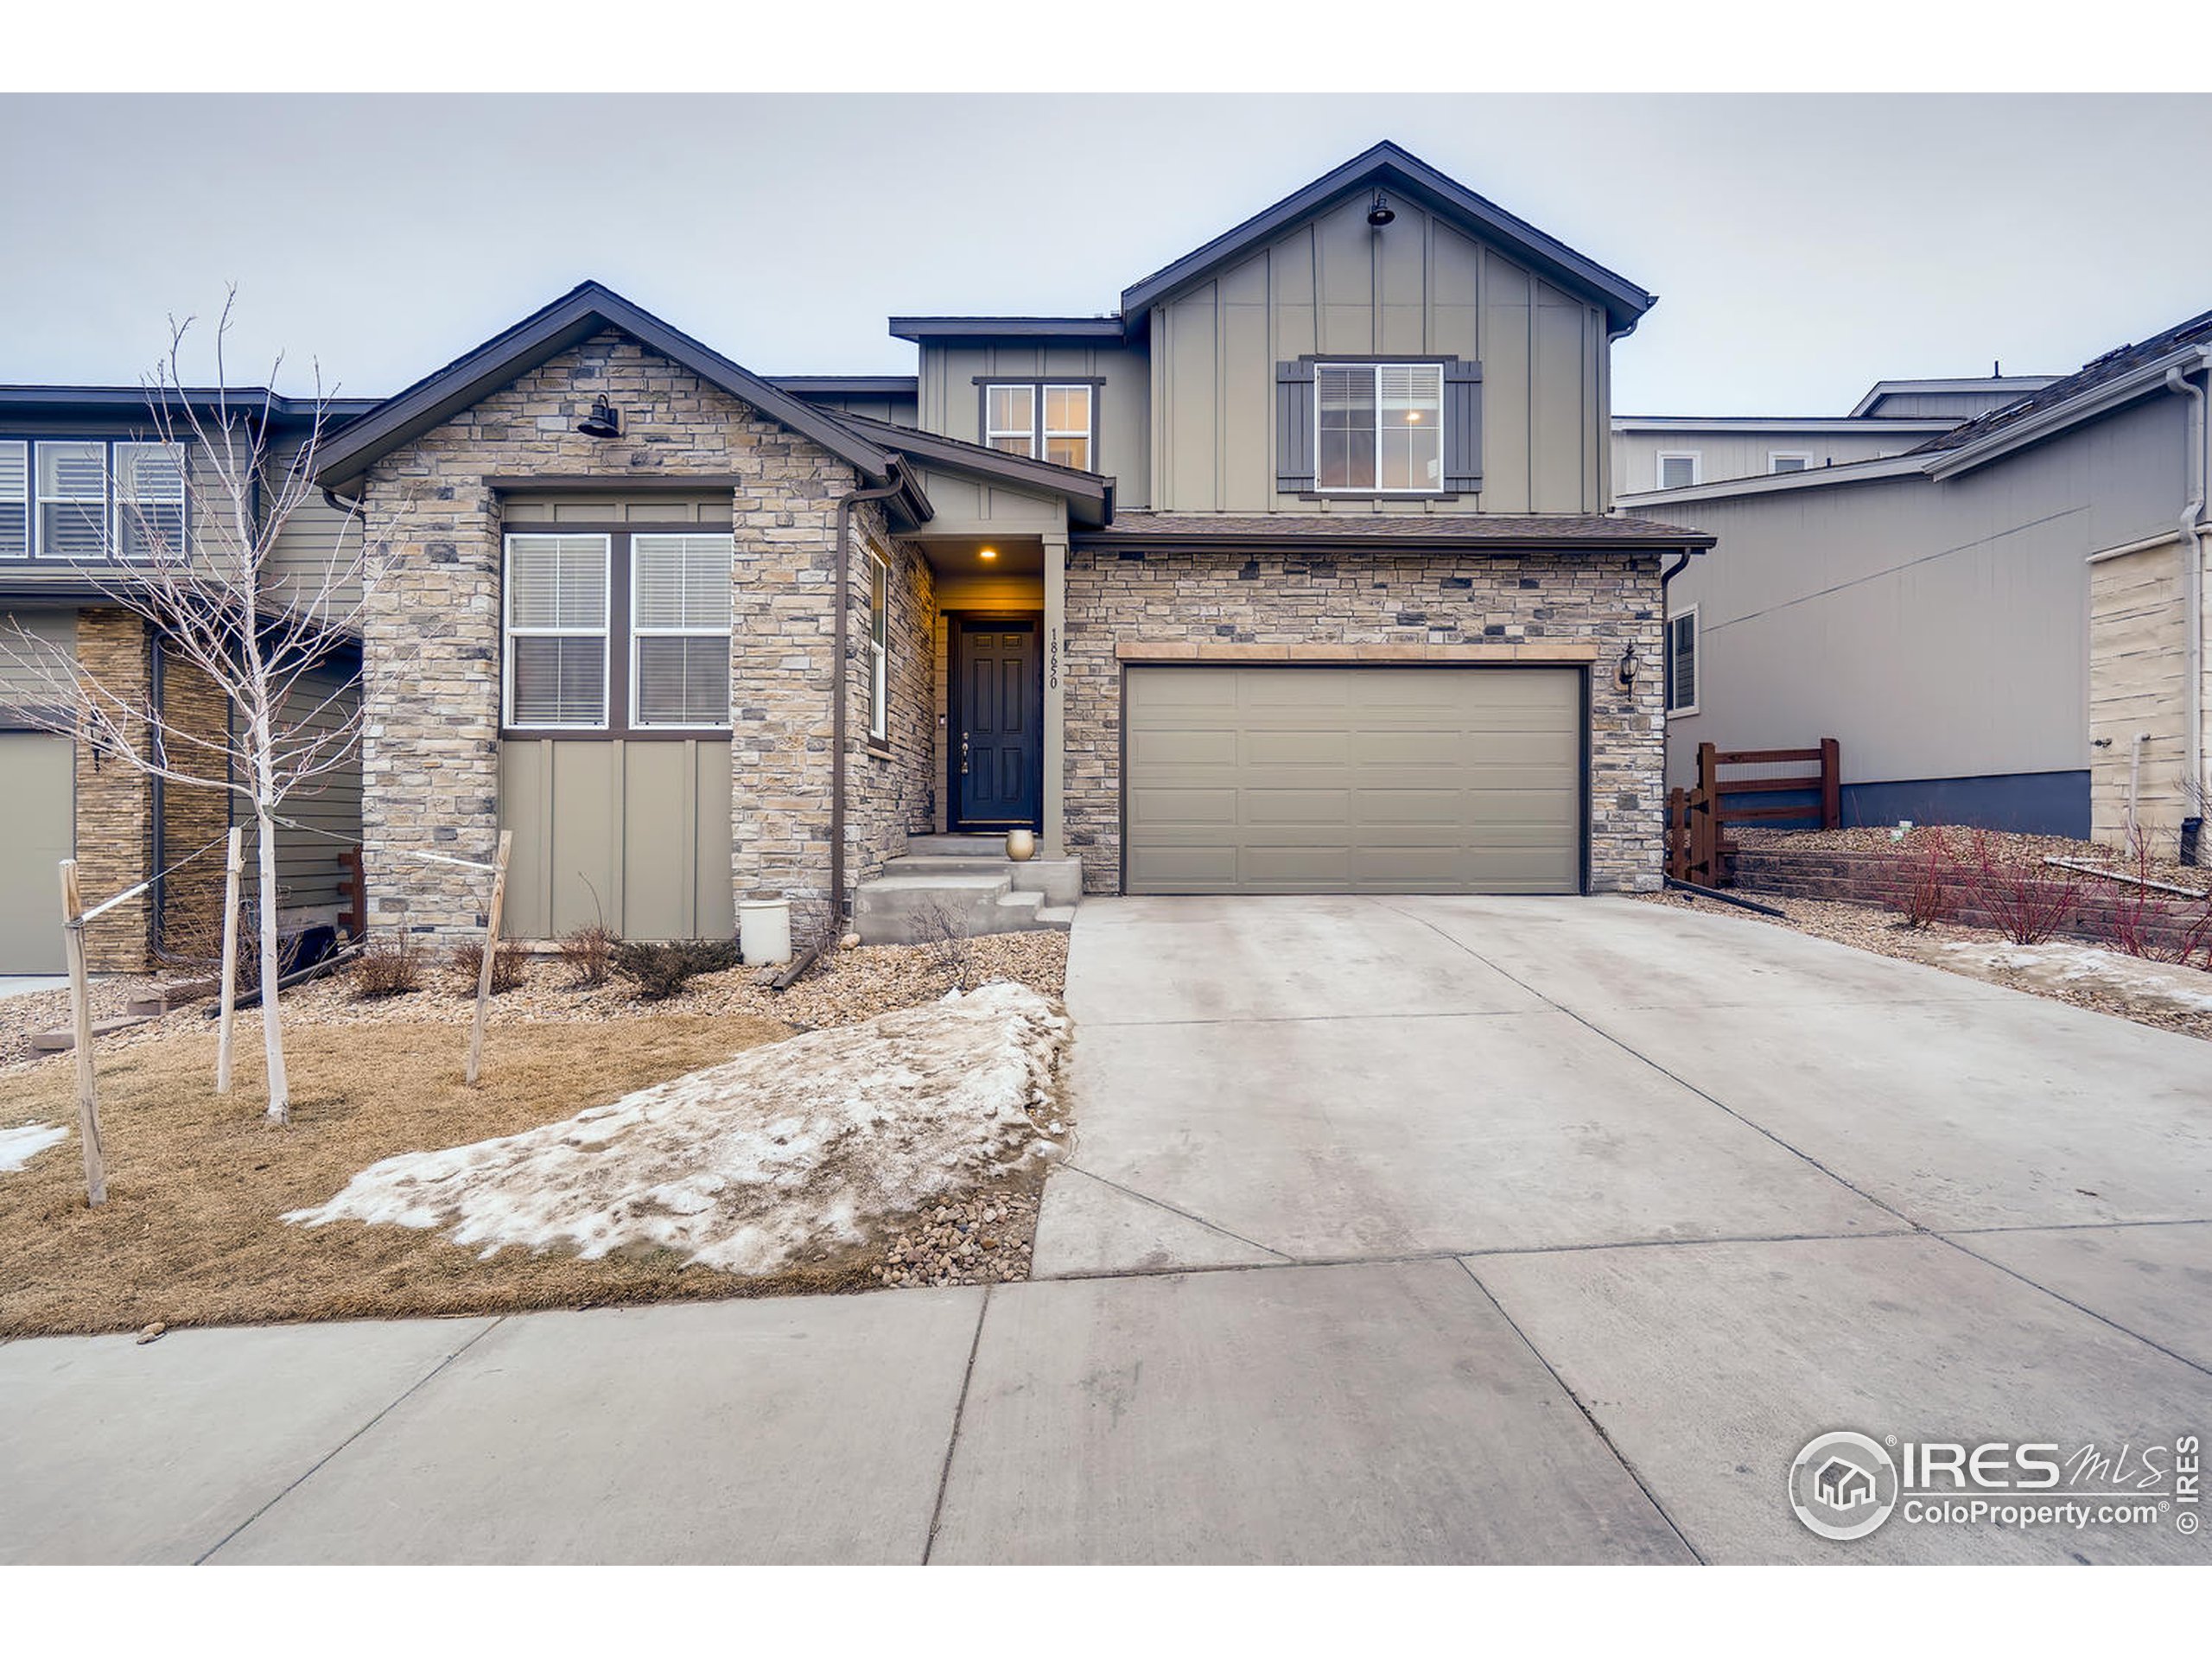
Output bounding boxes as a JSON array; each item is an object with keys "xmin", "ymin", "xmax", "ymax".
[
  {"xmin": 1147, "ymin": 188, "xmax": 1605, "ymax": 515},
  {"xmin": 1645, "ymin": 393, "xmax": 2190, "ymax": 799},
  {"xmin": 1124, "ymin": 664, "xmax": 1582, "ymax": 894},
  {"xmin": 917, "ymin": 340, "xmax": 1147, "ymax": 507},
  {"xmin": 496, "ymin": 495, "xmax": 736, "ymax": 942},
  {"xmin": 0, "ymin": 610, "xmax": 78, "ymax": 971}
]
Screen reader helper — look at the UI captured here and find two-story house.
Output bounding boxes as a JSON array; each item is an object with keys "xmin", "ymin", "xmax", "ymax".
[
  {"xmin": 0, "ymin": 390, "xmax": 371, "ymax": 974},
  {"xmin": 5, "ymin": 142, "xmax": 1713, "ymax": 965}
]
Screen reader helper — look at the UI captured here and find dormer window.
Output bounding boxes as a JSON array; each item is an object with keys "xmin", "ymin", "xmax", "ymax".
[
  {"xmin": 1317, "ymin": 363, "xmax": 1443, "ymax": 493},
  {"xmin": 982, "ymin": 382, "xmax": 1093, "ymax": 471}
]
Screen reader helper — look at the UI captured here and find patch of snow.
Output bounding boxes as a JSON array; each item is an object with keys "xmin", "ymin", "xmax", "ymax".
[
  {"xmin": 1939, "ymin": 940, "xmax": 2212, "ymax": 1014},
  {"xmin": 287, "ymin": 981, "xmax": 1067, "ymax": 1275},
  {"xmin": 0, "ymin": 1122, "xmax": 67, "ymax": 1173}
]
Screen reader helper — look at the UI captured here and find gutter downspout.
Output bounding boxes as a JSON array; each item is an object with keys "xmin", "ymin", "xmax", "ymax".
[
  {"xmin": 829, "ymin": 467, "xmax": 912, "ymax": 937},
  {"xmin": 2164, "ymin": 362, "xmax": 2207, "ymax": 858}
]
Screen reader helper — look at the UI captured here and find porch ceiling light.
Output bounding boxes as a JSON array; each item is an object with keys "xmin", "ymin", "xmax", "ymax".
[
  {"xmin": 979, "ymin": 546, "xmax": 998, "ymax": 560},
  {"xmin": 575, "ymin": 397, "xmax": 621, "ymax": 438}
]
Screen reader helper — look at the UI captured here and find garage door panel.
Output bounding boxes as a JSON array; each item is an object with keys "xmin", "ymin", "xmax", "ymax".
[
  {"xmin": 0, "ymin": 734, "xmax": 75, "ymax": 974},
  {"xmin": 1125, "ymin": 665, "xmax": 1582, "ymax": 896}
]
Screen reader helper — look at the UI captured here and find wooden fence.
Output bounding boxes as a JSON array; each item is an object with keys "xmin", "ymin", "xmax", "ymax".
[{"xmin": 1667, "ymin": 738, "xmax": 1840, "ymax": 887}]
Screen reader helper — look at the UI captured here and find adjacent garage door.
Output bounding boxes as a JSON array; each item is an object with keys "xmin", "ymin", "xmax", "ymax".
[
  {"xmin": 0, "ymin": 734, "xmax": 74, "ymax": 973},
  {"xmin": 1124, "ymin": 665, "xmax": 1583, "ymax": 894}
]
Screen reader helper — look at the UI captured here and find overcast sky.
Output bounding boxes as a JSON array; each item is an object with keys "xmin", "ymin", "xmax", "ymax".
[{"xmin": 3, "ymin": 92, "xmax": 2208, "ymax": 416}]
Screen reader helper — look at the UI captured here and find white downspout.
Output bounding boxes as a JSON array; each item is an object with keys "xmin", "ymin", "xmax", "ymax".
[{"xmin": 2162, "ymin": 360, "xmax": 2207, "ymax": 855}]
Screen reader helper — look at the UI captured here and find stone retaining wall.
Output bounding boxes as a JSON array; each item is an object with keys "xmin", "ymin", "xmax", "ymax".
[{"xmin": 1731, "ymin": 845, "xmax": 2211, "ymax": 956}]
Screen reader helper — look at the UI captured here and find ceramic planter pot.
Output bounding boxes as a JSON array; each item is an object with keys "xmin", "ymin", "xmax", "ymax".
[{"xmin": 1005, "ymin": 828, "xmax": 1037, "ymax": 861}]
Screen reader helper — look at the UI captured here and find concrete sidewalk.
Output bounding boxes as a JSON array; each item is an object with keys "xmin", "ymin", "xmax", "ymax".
[{"xmin": 3, "ymin": 897, "xmax": 2207, "ymax": 1565}]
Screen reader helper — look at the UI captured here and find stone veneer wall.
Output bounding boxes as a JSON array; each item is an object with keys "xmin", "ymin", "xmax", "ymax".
[
  {"xmin": 840, "ymin": 524, "xmax": 939, "ymax": 925},
  {"xmin": 73, "ymin": 609, "xmax": 153, "ymax": 969},
  {"xmin": 156, "ymin": 651, "xmax": 234, "ymax": 955},
  {"xmin": 359, "ymin": 327, "xmax": 917, "ymax": 944},
  {"xmin": 1061, "ymin": 548, "xmax": 1665, "ymax": 894}
]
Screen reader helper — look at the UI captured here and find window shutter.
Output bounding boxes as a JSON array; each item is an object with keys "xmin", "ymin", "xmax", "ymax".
[
  {"xmin": 1442, "ymin": 359, "xmax": 1484, "ymax": 493},
  {"xmin": 1275, "ymin": 360, "xmax": 1316, "ymax": 493}
]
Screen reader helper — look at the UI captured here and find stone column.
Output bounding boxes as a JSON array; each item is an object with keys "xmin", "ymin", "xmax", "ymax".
[{"xmin": 1042, "ymin": 531, "xmax": 1068, "ymax": 858}]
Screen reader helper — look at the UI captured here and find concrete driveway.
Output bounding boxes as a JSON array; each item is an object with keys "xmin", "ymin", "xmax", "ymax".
[{"xmin": 3, "ymin": 896, "xmax": 2206, "ymax": 1564}]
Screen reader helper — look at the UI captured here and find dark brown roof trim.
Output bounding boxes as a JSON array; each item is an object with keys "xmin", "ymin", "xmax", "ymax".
[
  {"xmin": 836, "ymin": 412, "xmax": 1116, "ymax": 530},
  {"xmin": 887, "ymin": 317, "xmax": 1127, "ymax": 343},
  {"xmin": 1120, "ymin": 141, "xmax": 1656, "ymax": 335},
  {"xmin": 312, "ymin": 282, "xmax": 925, "ymax": 527}
]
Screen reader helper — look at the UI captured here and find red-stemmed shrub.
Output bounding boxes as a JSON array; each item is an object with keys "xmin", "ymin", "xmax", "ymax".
[
  {"xmin": 1891, "ymin": 829, "xmax": 1961, "ymax": 929},
  {"xmin": 1963, "ymin": 828, "xmax": 2082, "ymax": 944}
]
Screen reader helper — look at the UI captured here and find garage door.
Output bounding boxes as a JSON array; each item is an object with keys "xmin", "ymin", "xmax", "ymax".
[
  {"xmin": 0, "ymin": 733, "xmax": 74, "ymax": 973},
  {"xmin": 1124, "ymin": 665, "xmax": 1582, "ymax": 894}
]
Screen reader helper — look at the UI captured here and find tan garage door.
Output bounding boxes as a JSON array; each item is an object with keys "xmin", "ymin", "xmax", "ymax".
[
  {"xmin": 1124, "ymin": 665, "xmax": 1582, "ymax": 894},
  {"xmin": 0, "ymin": 733, "xmax": 74, "ymax": 973}
]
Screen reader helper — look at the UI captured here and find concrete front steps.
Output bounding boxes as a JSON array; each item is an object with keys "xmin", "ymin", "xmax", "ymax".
[{"xmin": 855, "ymin": 835, "xmax": 1083, "ymax": 945}]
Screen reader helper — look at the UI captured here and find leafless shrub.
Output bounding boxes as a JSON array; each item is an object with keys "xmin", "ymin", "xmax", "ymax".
[
  {"xmin": 2097, "ymin": 828, "xmax": 2212, "ymax": 969},
  {"xmin": 1964, "ymin": 828, "xmax": 2082, "ymax": 945},
  {"xmin": 1891, "ymin": 829, "xmax": 1960, "ymax": 930},
  {"xmin": 558, "ymin": 923, "xmax": 619, "ymax": 988},
  {"xmin": 353, "ymin": 931, "xmax": 423, "ymax": 999},
  {"xmin": 611, "ymin": 938, "xmax": 740, "ymax": 1001},
  {"xmin": 911, "ymin": 899, "xmax": 976, "ymax": 991},
  {"xmin": 448, "ymin": 937, "xmax": 527, "ymax": 995}
]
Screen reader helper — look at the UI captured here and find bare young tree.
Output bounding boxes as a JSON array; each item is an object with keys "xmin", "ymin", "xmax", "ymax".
[{"xmin": 1, "ymin": 292, "xmax": 391, "ymax": 1125}]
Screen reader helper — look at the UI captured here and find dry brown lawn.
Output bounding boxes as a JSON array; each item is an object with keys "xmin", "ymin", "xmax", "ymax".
[{"xmin": 0, "ymin": 1014, "xmax": 890, "ymax": 1339}]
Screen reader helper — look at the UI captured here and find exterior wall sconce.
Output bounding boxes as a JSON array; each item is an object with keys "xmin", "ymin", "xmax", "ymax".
[
  {"xmin": 575, "ymin": 397, "xmax": 621, "ymax": 438},
  {"xmin": 1366, "ymin": 192, "xmax": 1395, "ymax": 229},
  {"xmin": 1616, "ymin": 644, "xmax": 1637, "ymax": 690}
]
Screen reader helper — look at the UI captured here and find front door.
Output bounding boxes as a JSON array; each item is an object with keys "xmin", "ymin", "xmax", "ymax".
[{"xmin": 951, "ymin": 616, "xmax": 1042, "ymax": 830}]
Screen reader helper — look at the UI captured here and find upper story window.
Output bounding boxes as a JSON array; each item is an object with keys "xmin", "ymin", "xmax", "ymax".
[
  {"xmin": 1317, "ymin": 364, "xmax": 1443, "ymax": 493},
  {"xmin": 982, "ymin": 382, "xmax": 1093, "ymax": 471},
  {"xmin": 1768, "ymin": 452, "xmax": 1812, "ymax": 474},
  {"xmin": 1656, "ymin": 451, "xmax": 1701, "ymax": 491},
  {"xmin": 0, "ymin": 438, "xmax": 188, "ymax": 561},
  {"xmin": 1666, "ymin": 608, "xmax": 1699, "ymax": 715},
  {"xmin": 1276, "ymin": 357, "xmax": 1479, "ymax": 498}
]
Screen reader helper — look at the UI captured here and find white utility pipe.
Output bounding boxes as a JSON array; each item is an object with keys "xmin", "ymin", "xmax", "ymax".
[
  {"xmin": 2162, "ymin": 361, "xmax": 2207, "ymax": 841},
  {"xmin": 2127, "ymin": 729, "xmax": 2151, "ymax": 843}
]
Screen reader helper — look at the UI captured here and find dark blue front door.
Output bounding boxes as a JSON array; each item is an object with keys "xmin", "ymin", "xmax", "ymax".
[{"xmin": 955, "ymin": 617, "xmax": 1041, "ymax": 829}]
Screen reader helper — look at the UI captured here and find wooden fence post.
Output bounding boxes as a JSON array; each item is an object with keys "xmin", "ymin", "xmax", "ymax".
[
  {"xmin": 1696, "ymin": 741, "xmax": 1719, "ymax": 798},
  {"xmin": 59, "ymin": 860, "xmax": 106, "ymax": 1208},
  {"xmin": 215, "ymin": 825, "xmax": 244, "ymax": 1095},
  {"xmin": 1820, "ymin": 737, "xmax": 1842, "ymax": 830},
  {"xmin": 465, "ymin": 830, "xmax": 514, "ymax": 1088}
]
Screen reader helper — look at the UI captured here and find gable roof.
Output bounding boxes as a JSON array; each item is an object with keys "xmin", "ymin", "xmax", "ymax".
[
  {"xmin": 313, "ymin": 281, "xmax": 918, "ymax": 518},
  {"xmin": 1119, "ymin": 141, "xmax": 1657, "ymax": 335},
  {"xmin": 836, "ymin": 411, "xmax": 1115, "ymax": 529}
]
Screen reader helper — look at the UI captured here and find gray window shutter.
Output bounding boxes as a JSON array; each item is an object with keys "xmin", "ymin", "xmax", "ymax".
[
  {"xmin": 1443, "ymin": 359, "xmax": 1484, "ymax": 493},
  {"xmin": 1275, "ymin": 360, "xmax": 1316, "ymax": 493}
]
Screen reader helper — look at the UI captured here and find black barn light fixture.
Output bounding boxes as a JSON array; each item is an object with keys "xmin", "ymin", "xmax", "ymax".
[
  {"xmin": 575, "ymin": 397, "xmax": 621, "ymax": 438},
  {"xmin": 1366, "ymin": 191, "xmax": 1395, "ymax": 228}
]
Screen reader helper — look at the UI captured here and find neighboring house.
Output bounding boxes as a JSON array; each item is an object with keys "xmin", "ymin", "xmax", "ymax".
[
  {"xmin": 0, "ymin": 390, "xmax": 372, "ymax": 974},
  {"xmin": 298, "ymin": 141, "xmax": 1709, "ymax": 949},
  {"xmin": 1611, "ymin": 374, "xmax": 2056, "ymax": 493},
  {"xmin": 1624, "ymin": 310, "xmax": 2212, "ymax": 852}
]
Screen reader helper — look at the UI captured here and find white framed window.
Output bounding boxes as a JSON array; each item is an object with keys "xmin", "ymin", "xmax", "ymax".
[
  {"xmin": 1666, "ymin": 608, "xmax": 1699, "ymax": 715},
  {"xmin": 1656, "ymin": 451, "xmax": 1701, "ymax": 491},
  {"xmin": 113, "ymin": 441, "xmax": 187, "ymax": 559},
  {"xmin": 629, "ymin": 532, "xmax": 733, "ymax": 728},
  {"xmin": 863, "ymin": 550, "xmax": 889, "ymax": 744},
  {"xmin": 983, "ymin": 382, "xmax": 1095, "ymax": 470},
  {"xmin": 0, "ymin": 442, "xmax": 25, "ymax": 559},
  {"xmin": 1317, "ymin": 363, "xmax": 1444, "ymax": 493},
  {"xmin": 503, "ymin": 532, "xmax": 610, "ymax": 729},
  {"xmin": 1768, "ymin": 452, "xmax": 1813, "ymax": 474},
  {"xmin": 36, "ymin": 441, "xmax": 109, "ymax": 560}
]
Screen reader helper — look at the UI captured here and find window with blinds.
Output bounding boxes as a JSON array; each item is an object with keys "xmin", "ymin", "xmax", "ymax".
[
  {"xmin": 36, "ymin": 441, "xmax": 109, "ymax": 560},
  {"xmin": 630, "ymin": 533, "xmax": 733, "ymax": 728},
  {"xmin": 982, "ymin": 382, "xmax": 1094, "ymax": 470},
  {"xmin": 0, "ymin": 443, "xmax": 24, "ymax": 559},
  {"xmin": 864, "ymin": 550, "xmax": 888, "ymax": 743},
  {"xmin": 505, "ymin": 534, "xmax": 610, "ymax": 728},
  {"xmin": 114, "ymin": 442, "xmax": 186, "ymax": 560},
  {"xmin": 1666, "ymin": 609, "xmax": 1699, "ymax": 715},
  {"xmin": 1315, "ymin": 364, "xmax": 1443, "ymax": 492}
]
